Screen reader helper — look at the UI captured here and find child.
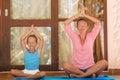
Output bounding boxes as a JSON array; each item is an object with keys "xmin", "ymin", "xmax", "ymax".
[
  {"xmin": 63, "ymin": 6, "xmax": 108, "ymax": 78},
  {"xmin": 10, "ymin": 25, "xmax": 46, "ymax": 78}
]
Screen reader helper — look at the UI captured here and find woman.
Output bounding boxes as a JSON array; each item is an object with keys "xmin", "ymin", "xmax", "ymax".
[{"xmin": 63, "ymin": 6, "xmax": 108, "ymax": 78}]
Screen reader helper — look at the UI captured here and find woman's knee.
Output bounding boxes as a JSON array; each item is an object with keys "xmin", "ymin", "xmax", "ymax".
[
  {"xmin": 102, "ymin": 60, "xmax": 108, "ymax": 66},
  {"xmin": 98, "ymin": 59, "xmax": 108, "ymax": 67}
]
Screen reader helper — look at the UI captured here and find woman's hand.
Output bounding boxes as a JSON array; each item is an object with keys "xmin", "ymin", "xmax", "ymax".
[
  {"xmin": 76, "ymin": 6, "xmax": 86, "ymax": 18},
  {"xmin": 64, "ymin": 6, "xmax": 86, "ymax": 25},
  {"xmin": 80, "ymin": 6, "xmax": 85, "ymax": 17}
]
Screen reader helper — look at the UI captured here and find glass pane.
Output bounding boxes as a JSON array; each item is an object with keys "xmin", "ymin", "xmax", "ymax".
[
  {"xmin": 78, "ymin": 0, "xmax": 104, "ymax": 18},
  {"xmin": 59, "ymin": 0, "xmax": 78, "ymax": 18},
  {"xmin": 59, "ymin": 0, "xmax": 104, "ymax": 18},
  {"xmin": 11, "ymin": 27, "xmax": 51, "ymax": 65},
  {"xmin": 11, "ymin": 0, "xmax": 51, "ymax": 19},
  {"xmin": 59, "ymin": 22, "xmax": 77, "ymax": 70}
]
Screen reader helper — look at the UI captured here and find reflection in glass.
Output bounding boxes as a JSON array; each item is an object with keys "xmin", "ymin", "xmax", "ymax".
[
  {"xmin": 11, "ymin": 0, "xmax": 51, "ymax": 19},
  {"xmin": 11, "ymin": 27, "xmax": 51, "ymax": 65}
]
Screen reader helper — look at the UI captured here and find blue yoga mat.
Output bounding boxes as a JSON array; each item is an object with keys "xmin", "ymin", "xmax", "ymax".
[
  {"xmin": 13, "ymin": 76, "xmax": 116, "ymax": 80},
  {"xmin": 13, "ymin": 77, "xmax": 42, "ymax": 80},
  {"xmin": 42, "ymin": 76, "xmax": 116, "ymax": 80}
]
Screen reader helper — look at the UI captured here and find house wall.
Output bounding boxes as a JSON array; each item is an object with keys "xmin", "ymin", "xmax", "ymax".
[{"xmin": 107, "ymin": 0, "xmax": 120, "ymax": 69}]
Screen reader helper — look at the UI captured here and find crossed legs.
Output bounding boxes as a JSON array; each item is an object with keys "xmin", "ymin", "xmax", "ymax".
[
  {"xmin": 63, "ymin": 59, "xmax": 108, "ymax": 78},
  {"xmin": 10, "ymin": 69, "xmax": 46, "ymax": 78}
]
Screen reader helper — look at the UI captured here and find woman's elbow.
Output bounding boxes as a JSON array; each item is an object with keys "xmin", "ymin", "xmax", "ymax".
[{"xmin": 96, "ymin": 20, "xmax": 101, "ymax": 26}]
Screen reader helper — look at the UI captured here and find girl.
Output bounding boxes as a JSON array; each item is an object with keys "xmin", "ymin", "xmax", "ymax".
[
  {"xmin": 11, "ymin": 25, "xmax": 45, "ymax": 78},
  {"xmin": 63, "ymin": 6, "xmax": 108, "ymax": 78}
]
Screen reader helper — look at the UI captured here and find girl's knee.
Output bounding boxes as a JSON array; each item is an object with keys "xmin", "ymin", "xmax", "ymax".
[
  {"xmin": 10, "ymin": 69, "xmax": 17, "ymax": 75},
  {"xmin": 36, "ymin": 71, "xmax": 46, "ymax": 77},
  {"xmin": 10, "ymin": 69, "xmax": 15, "ymax": 73},
  {"xmin": 41, "ymin": 71, "xmax": 46, "ymax": 76}
]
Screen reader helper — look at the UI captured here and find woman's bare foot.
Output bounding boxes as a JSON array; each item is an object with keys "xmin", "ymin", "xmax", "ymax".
[
  {"xmin": 70, "ymin": 73, "xmax": 98, "ymax": 78},
  {"xmin": 70, "ymin": 74, "xmax": 83, "ymax": 78}
]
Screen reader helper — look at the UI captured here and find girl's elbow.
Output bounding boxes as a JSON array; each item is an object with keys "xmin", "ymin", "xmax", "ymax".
[
  {"xmin": 41, "ymin": 38, "xmax": 44, "ymax": 43},
  {"xmin": 20, "ymin": 37, "xmax": 23, "ymax": 41}
]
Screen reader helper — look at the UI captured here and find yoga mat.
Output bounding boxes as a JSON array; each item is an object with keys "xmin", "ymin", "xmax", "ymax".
[
  {"xmin": 13, "ymin": 77, "xmax": 42, "ymax": 80},
  {"xmin": 13, "ymin": 76, "xmax": 116, "ymax": 80},
  {"xmin": 42, "ymin": 76, "xmax": 116, "ymax": 80}
]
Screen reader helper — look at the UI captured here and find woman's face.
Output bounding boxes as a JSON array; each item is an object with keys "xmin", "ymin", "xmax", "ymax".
[
  {"xmin": 27, "ymin": 37, "xmax": 37, "ymax": 49},
  {"xmin": 77, "ymin": 20, "xmax": 89, "ymax": 33}
]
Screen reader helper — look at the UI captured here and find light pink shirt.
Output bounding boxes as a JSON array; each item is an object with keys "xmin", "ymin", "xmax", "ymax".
[{"xmin": 64, "ymin": 24, "xmax": 101, "ymax": 69}]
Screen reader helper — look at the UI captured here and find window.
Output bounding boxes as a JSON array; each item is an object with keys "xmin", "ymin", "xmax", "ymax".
[{"xmin": 0, "ymin": 0, "xmax": 107, "ymax": 71}]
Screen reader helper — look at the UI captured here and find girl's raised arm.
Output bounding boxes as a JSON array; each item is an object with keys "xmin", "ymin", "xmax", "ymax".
[
  {"xmin": 20, "ymin": 26, "xmax": 32, "ymax": 53},
  {"xmin": 32, "ymin": 25, "xmax": 44, "ymax": 57}
]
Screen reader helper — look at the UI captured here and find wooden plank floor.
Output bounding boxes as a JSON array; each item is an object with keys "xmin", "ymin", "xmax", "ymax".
[
  {"xmin": 0, "ymin": 71, "xmax": 118, "ymax": 80},
  {"xmin": 0, "ymin": 71, "xmax": 67, "ymax": 80},
  {"xmin": 110, "ymin": 75, "xmax": 120, "ymax": 80}
]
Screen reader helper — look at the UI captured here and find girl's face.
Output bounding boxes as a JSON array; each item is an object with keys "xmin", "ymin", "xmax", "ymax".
[
  {"xmin": 77, "ymin": 20, "xmax": 89, "ymax": 33},
  {"xmin": 27, "ymin": 37, "xmax": 37, "ymax": 49}
]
